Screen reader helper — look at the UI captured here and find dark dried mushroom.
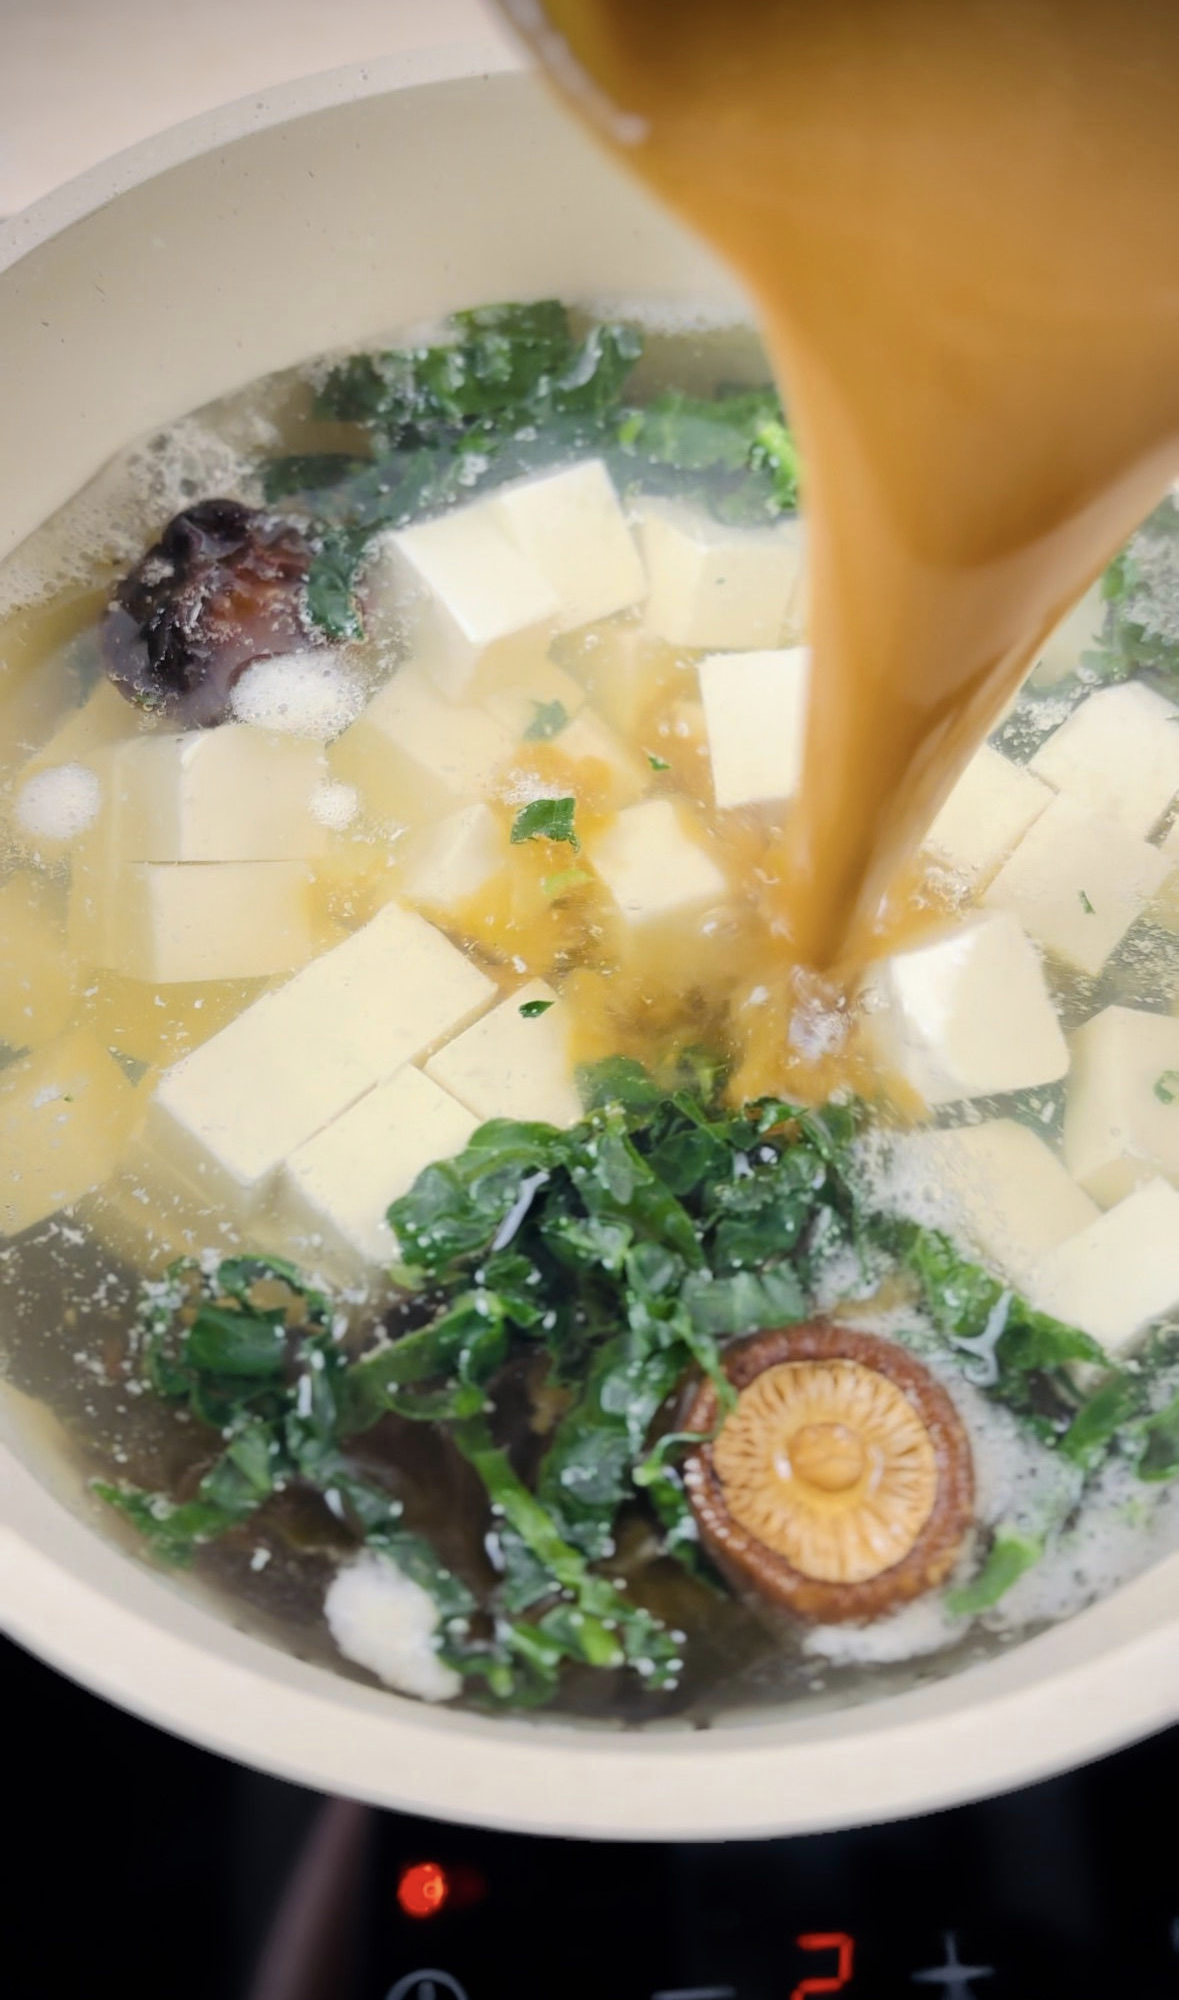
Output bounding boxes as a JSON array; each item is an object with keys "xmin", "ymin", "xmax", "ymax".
[
  {"xmin": 101, "ymin": 499, "xmax": 322, "ymax": 727},
  {"xmin": 683, "ymin": 1322, "xmax": 974, "ymax": 1623}
]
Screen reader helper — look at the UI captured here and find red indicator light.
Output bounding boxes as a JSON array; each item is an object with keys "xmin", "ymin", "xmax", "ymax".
[
  {"xmin": 791, "ymin": 1932, "xmax": 856, "ymax": 1998},
  {"xmin": 398, "ymin": 1861, "xmax": 450, "ymax": 1920}
]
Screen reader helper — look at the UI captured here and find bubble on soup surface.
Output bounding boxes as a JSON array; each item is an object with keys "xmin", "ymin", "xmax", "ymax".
[{"xmin": 15, "ymin": 762, "xmax": 102, "ymax": 842}]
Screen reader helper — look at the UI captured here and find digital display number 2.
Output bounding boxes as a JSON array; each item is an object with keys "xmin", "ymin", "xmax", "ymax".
[{"xmin": 790, "ymin": 1932, "xmax": 856, "ymax": 1999}]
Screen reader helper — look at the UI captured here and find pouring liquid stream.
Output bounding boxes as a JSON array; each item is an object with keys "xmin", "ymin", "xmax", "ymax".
[{"xmin": 502, "ymin": 0, "xmax": 1179, "ymax": 976}]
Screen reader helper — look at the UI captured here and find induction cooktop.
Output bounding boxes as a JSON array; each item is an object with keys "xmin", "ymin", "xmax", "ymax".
[{"xmin": 4, "ymin": 1636, "xmax": 1174, "ymax": 2000}]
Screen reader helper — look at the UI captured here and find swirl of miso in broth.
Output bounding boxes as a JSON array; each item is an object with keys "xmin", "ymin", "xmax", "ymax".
[{"xmin": 499, "ymin": 0, "xmax": 1179, "ymax": 974}]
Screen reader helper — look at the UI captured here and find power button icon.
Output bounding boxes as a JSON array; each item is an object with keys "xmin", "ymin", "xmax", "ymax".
[{"xmin": 386, "ymin": 1973, "xmax": 469, "ymax": 2000}]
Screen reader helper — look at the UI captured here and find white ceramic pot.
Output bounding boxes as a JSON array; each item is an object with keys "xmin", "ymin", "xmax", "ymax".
[{"xmin": 0, "ymin": 45, "xmax": 1176, "ymax": 1841}]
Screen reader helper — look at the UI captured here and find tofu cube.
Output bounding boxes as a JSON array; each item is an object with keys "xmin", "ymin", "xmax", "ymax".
[
  {"xmin": 481, "ymin": 658, "xmax": 587, "ymax": 740},
  {"xmin": 634, "ymin": 498, "xmax": 805, "ymax": 650},
  {"xmin": 0, "ymin": 1027, "xmax": 138, "ymax": 1235},
  {"xmin": 364, "ymin": 504, "xmax": 559, "ymax": 700},
  {"xmin": 486, "ymin": 460, "xmax": 645, "ymax": 631},
  {"xmin": 20, "ymin": 679, "xmax": 142, "ymax": 780},
  {"xmin": 1028, "ymin": 581, "xmax": 1106, "ymax": 690},
  {"xmin": 922, "ymin": 745, "xmax": 1054, "ymax": 888},
  {"xmin": 96, "ymin": 725, "xmax": 327, "ymax": 862},
  {"xmin": 697, "ymin": 646, "xmax": 810, "ymax": 810},
  {"xmin": 1030, "ymin": 681, "xmax": 1179, "ymax": 838},
  {"xmin": 68, "ymin": 857, "xmax": 314, "ymax": 983},
  {"xmin": 556, "ymin": 617, "xmax": 681, "ymax": 739},
  {"xmin": 984, "ymin": 794, "xmax": 1170, "ymax": 976},
  {"xmin": 896, "ymin": 1119, "xmax": 1098, "ymax": 1287},
  {"xmin": 330, "ymin": 666, "xmax": 513, "ymax": 827},
  {"xmin": 864, "ymin": 909, "xmax": 1069, "ymax": 1106},
  {"xmin": 590, "ymin": 798, "xmax": 728, "ymax": 928},
  {"xmin": 1062, "ymin": 1004, "xmax": 1179, "ymax": 1207},
  {"xmin": 277, "ymin": 1065, "xmax": 478, "ymax": 1273},
  {"xmin": 0, "ymin": 873, "xmax": 77, "ymax": 1049},
  {"xmin": 1027, "ymin": 1178, "xmax": 1179, "ymax": 1354},
  {"xmin": 425, "ymin": 979, "xmax": 582, "ymax": 1128},
  {"xmin": 399, "ymin": 803, "xmax": 509, "ymax": 923},
  {"xmin": 146, "ymin": 901, "xmax": 494, "ymax": 1212}
]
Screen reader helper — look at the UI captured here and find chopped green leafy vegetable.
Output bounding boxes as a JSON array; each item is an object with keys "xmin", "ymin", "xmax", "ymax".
[
  {"xmin": 1079, "ymin": 889, "xmax": 1096, "ymax": 915},
  {"xmin": 1062, "ymin": 1370, "xmax": 1146, "ymax": 1467},
  {"xmin": 519, "ymin": 999, "xmax": 555, "ymax": 1018},
  {"xmin": 897, "ymin": 1224, "xmax": 1106, "ymax": 1423},
  {"xmin": 947, "ymin": 1530, "xmax": 1042, "ymax": 1617},
  {"xmin": 511, "ymin": 796, "xmax": 580, "ymax": 851},
  {"xmin": 284, "ymin": 302, "xmax": 803, "ymax": 634},
  {"xmin": 647, "ymin": 751, "xmax": 671, "ymax": 771},
  {"xmin": 1154, "ymin": 1070, "xmax": 1179, "ymax": 1105},
  {"xmin": 1087, "ymin": 491, "xmax": 1179, "ymax": 696},
  {"xmin": 98, "ymin": 1060, "xmax": 1156, "ymax": 1711},
  {"xmin": 1137, "ymin": 1392, "xmax": 1179, "ymax": 1482},
  {"xmin": 524, "ymin": 700, "xmax": 569, "ymax": 741}
]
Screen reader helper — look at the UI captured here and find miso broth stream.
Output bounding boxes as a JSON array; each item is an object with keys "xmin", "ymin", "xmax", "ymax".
[{"xmin": 1, "ymin": 303, "xmax": 1178, "ymax": 1720}]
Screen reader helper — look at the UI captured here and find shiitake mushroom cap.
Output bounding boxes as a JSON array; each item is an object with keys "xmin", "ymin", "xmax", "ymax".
[
  {"xmin": 682, "ymin": 1321, "xmax": 974, "ymax": 1624},
  {"xmin": 101, "ymin": 499, "xmax": 321, "ymax": 727}
]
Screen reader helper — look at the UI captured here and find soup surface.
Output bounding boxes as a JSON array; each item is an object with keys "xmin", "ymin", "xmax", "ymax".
[{"xmin": 1, "ymin": 305, "xmax": 1177, "ymax": 1719}]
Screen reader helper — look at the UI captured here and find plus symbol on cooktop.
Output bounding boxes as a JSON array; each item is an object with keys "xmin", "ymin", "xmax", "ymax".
[{"xmin": 911, "ymin": 1932, "xmax": 995, "ymax": 1998}]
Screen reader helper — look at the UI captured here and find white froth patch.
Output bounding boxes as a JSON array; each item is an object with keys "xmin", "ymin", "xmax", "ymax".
[
  {"xmin": 0, "ymin": 418, "xmax": 259, "ymax": 623},
  {"xmin": 230, "ymin": 652, "xmax": 365, "ymax": 740},
  {"xmin": 324, "ymin": 1551, "xmax": 460, "ymax": 1702},
  {"xmin": 990, "ymin": 1457, "xmax": 1179, "ymax": 1631},
  {"xmin": 15, "ymin": 762, "xmax": 102, "ymax": 842},
  {"xmin": 580, "ymin": 294, "xmax": 751, "ymax": 336},
  {"xmin": 804, "ymin": 1594, "xmax": 964, "ymax": 1666},
  {"xmin": 311, "ymin": 780, "xmax": 360, "ymax": 832}
]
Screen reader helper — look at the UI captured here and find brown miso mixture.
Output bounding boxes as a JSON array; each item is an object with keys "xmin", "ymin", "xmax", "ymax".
[{"xmin": 503, "ymin": 0, "xmax": 1179, "ymax": 970}]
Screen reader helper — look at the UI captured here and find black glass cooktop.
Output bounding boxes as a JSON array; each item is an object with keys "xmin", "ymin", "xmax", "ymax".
[{"xmin": 3, "ymin": 1636, "xmax": 1174, "ymax": 2000}]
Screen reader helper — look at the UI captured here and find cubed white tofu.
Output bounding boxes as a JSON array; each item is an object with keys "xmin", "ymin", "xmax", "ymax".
[
  {"xmin": 983, "ymin": 794, "xmax": 1170, "ymax": 977},
  {"xmin": 0, "ymin": 873, "xmax": 76, "ymax": 1050},
  {"xmin": 364, "ymin": 503, "xmax": 559, "ymax": 699},
  {"xmin": 634, "ymin": 497, "xmax": 805, "ymax": 650},
  {"xmin": 922, "ymin": 745, "xmax": 1054, "ymax": 888},
  {"xmin": 330, "ymin": 665, "xmax": 513, "ymax": 827},
  {"xmin": 68, "ymin": 857, "xmax": 314, "ymax": 983},
  {"xmin": 20, "ymin": 678, "xmax": 142, "ymax": 779},
  {"xmin": 486, "ymin": 460, "xmax": 645, "ymax": 631},
  {"xmin": 95, "ymin": 726, "xmax": 327, "ymax": 862},
  {"xmin": 864, "ymin": 910, "xmax": 1069, "ymax": 1106},
  {"xmin": 548, "ymin": 708, "xmax": 650, "ymax": 809},
  {"xmin": 146, "ymin": 900, "xmax": 495, "ymax": 1212},
  {"xmin": 590, "ymin": 798, "xmax": 728, "ymax": 927},
  {"xmin": 1027, "ymin": 1178, "xmax": 1179, "ymax": 1354},
  {"xmin": 277, "ymin": 1065, "xmax": 478, "ymax": 1273},
  {"xmin": 481, "ymin": 658, "xmax": 587, "ymax": 740},
  {"xmin": 425, "ymin": 979, "xmax": 582, "ymax": 1128},
  {"xmin": 556, "ymin": 616, "xmax": 680, "ymax": 738},
  {"xmin": 1062, "ymin": 1004, "xmax": 1179, "ymax": 1207},
  {"xmin": 399, "ymin": 803, "xmax": 509, "ymax": 922},
  {"xmin": 697, "ymin": 646, "xmax": 810, "ymax": 810},
  {"xmin": 1028, "ymin": 581, "xmax": 1106, "ymax": 690},
  {"xmin": 0, "ymin": 1027, "xmax": 138, "ymax": 1235},
  {"xmin": 1029, "ymin": 681, "xmax": 1179, "ymax": 838},
  {"xmin": 896, "ymin": 1119, "xmax": 1098, "ymax": 1287}
]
